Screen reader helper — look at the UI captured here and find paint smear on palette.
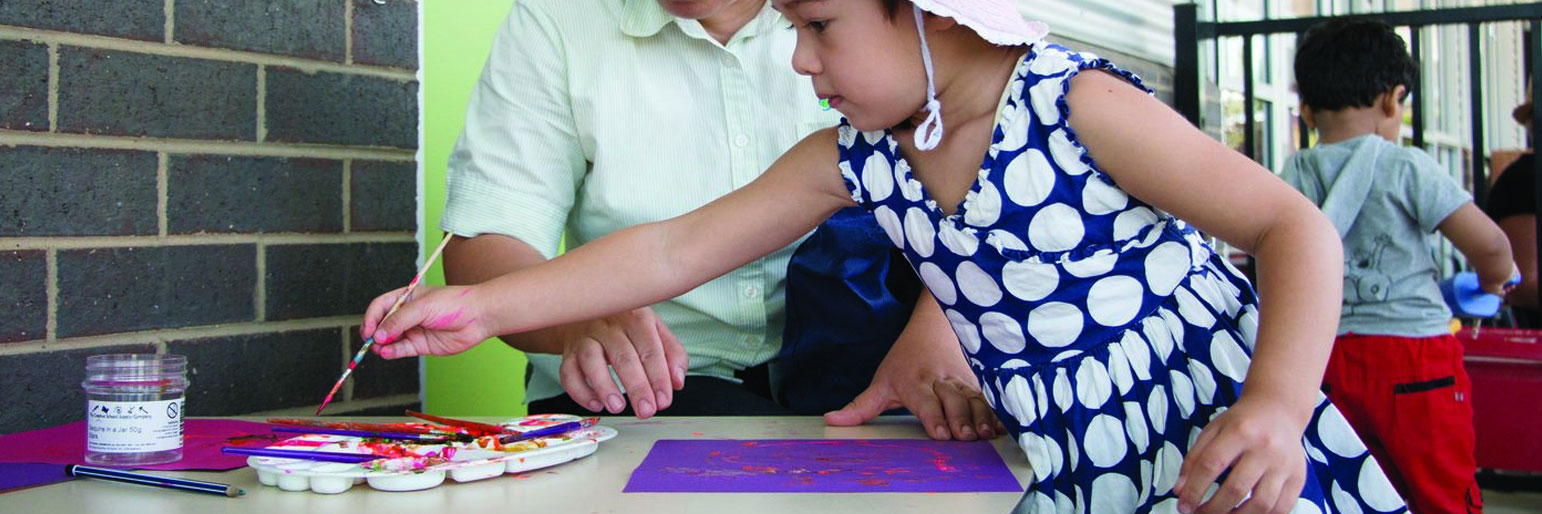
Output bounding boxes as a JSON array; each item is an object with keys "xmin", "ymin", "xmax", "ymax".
[{"xmin": 623, "ymin": 439, "xmax": 1021, "ymax": 493}]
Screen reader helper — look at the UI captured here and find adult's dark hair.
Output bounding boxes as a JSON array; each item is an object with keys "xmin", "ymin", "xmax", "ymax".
[{"xmin": 1294, "ymin": 17, "xmax": 1418, "ymax": 111}]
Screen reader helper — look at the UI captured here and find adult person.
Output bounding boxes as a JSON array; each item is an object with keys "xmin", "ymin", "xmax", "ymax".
[
  {"xmin": 1485, "ymin": 87, "xmax": 1539, "ymax": 327},
  {"xmin": 381, "ymin": 0, "xmax": 999, "ymax": 440}
]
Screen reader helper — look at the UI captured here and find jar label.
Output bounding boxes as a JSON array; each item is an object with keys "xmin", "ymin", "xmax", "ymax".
[{"xmin": 86, "ymin": 398, "xmax": 184, "ymax": 453}]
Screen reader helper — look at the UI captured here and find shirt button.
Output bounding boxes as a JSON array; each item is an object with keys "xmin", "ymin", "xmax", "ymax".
[
  {"xmin": 742, "ymin": 285, "xmax": 760, "ymax": 299},
  {"xmin": 734, "ymin": 134, "xmax": 750, "ymax": 147}
]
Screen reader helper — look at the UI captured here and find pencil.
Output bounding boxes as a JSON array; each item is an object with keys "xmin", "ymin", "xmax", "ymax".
[
  {"xmin": 316, "ymin": 234, "xmax": 454, "ymax": 415},
  {"xmin": 65, "ymin": 464, "xmax": 244, "ymax": 498}
]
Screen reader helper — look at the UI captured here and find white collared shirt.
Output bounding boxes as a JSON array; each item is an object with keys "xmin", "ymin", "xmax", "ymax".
[{"xmin": 440, "ymin": 0, "xmax": 838, "ymax": 401}]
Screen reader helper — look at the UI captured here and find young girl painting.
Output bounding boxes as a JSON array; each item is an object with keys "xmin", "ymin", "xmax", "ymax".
[{"xmin": 364, "ymin": 1, "xmax": 1404, "ymax": 512}]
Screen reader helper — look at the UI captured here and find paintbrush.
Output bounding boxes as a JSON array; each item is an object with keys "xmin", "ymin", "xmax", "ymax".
[
  {"xmin": 497, "ymin": 417, "xmax": 600, "ymax": 444},
  {"xmin": 316, "ymin": 234, "xmax": 455, "ymax": 415},
  {"xmin": 269, "ymin": 417, "xmax": 449, "ymax": 435},
  {"xmin": 404, "ymin": 410, "xmax": 507, "ymax": 437},
  {"xmin": 271, "ymin": 426, "xmax": 456, "ymax": 443},
  {"xmin": 221, "ymin": 447, "xmax": 384, "ymax": 464}
]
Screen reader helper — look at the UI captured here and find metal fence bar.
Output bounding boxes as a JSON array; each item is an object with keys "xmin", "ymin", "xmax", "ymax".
[
  {"xmin": 1175, "ymin": 3, "xmax": 1203, "ymax": 126},
  {"xmin": 1472, "ymin": 23, "xmax": 1491, "ymax": 205},
  {"xmin": 1209, "ymin": 3, "xmax": 1542, "ymax": 37},
  {"xmin": 1243, "ymin": 35, "xmax": 1256, "ymax": 161},
  {"xmin": 1532, "ymin": 20, "xmax": 1542, "ymax": 312},
  {"xmin": 1411, "ymin": 27, "xmax": 1426, "ymax": 150}
]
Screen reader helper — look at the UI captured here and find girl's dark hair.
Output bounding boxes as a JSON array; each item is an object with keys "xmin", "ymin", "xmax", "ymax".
[{"xmin": 1294, "ymin": 18, "xmax": 1418, "ymax": 111}]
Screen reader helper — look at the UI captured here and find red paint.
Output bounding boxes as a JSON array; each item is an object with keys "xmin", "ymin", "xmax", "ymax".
[
  {"xmin": 691, "ymin": 432, "xmax": 704, "ymax": 437},
  {"xmin": 424, "ymin": 308, "xmax": 464, "ymax": 330},
  {"xmin": 857, "ymin": 479, "xmax": 889, "ymax": 487},
  {"xmin": 708, "ymin": 451, "xmax": 722, "ymax": 457},
  {"xmin": 272, "ymin": 439, "xmax": 329, "ymax": 448}
]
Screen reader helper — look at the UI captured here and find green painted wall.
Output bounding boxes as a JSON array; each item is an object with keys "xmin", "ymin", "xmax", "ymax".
[{"xmin": 421, "ymin": 0, "xmax": 527, "ymax": 416}]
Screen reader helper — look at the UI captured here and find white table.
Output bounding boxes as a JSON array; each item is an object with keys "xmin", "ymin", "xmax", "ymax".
[{"xmin": 0, "ymin": 416, "xmax": 1033, "ymax": 513}]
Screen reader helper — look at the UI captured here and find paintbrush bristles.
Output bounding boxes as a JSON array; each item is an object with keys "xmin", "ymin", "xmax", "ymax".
[{"xmin": 315, "ymin": 235, "xmax": 454, "ymax": 415}]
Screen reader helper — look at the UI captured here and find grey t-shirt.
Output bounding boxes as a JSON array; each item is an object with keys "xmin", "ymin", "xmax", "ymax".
[{"xmin": 1282, "ymin": 134, "xmax": 1471, "ymax": 337}]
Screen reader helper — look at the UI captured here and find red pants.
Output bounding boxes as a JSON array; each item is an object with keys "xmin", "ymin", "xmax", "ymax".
[{"xmin": 1323, "ymin": 333, "xmax": 1482, "ymax": 514}]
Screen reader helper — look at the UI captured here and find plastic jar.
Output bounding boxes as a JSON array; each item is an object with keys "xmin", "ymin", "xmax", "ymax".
[{"xmin": 81, "ymin": 354, "xmax": 189, "ymax": 466}]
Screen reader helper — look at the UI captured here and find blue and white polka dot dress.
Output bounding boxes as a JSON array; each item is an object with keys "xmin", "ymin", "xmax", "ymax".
[{"xmin": 836, "ymin": 44, "xmax": 1406, "ymax": 513}]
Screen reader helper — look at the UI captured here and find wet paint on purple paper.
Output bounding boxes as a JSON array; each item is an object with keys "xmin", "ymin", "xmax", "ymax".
[{"xmin": 623, "ymin": 439, "xmax": 1021, "ymax": 493}]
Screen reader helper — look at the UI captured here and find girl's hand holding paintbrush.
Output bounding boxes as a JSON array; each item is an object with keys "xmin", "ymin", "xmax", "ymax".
[{"xmin": 360, "ymin": 285, "xmax": 492, "ymax": 360}]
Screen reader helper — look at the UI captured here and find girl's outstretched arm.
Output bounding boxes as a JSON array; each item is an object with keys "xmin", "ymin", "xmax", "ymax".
[
  {"xmin": 1067, "ymin": 70, "xmax": 1343, "ymax": 514},
  {"xmin": 361, "ymin": 128, "xmax": 856, "ymax": 352}
]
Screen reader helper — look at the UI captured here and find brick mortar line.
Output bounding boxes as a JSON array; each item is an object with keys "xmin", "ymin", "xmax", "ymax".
[
  {"xmin": 163, "ymin": 0, "xmax": 175, "ymax": 44},
  {"xmin": 0, "ymin": 315, "xmax": 366, "ymax": 356},
  {"xmin": 0, "ymin": 233, "xmax": 415, "ymax": 251},
  {"xmin": 0, "ymin": 130, "xmax": 417, "ymax": 161},
  {"xmin": 345, "ymin": 0, "xmax": 355, "ymax": 65},
  {"xmin": 255, "ymin": 243, "xmax": 267, "ymax": 322},
  {"xmin": 249, "ymin": 393, "xmax": 421, "ymax": 418},
  {"xmin": 342, "ymin": 159, "xmax": 352, "ymax": 233},
  {"xmin": 45, "ymin": 249, "xmax": 58, "ymax": 341},
  {"xmin": 0, "ymin": 26, "xmax": 417, "ymax": 81},
  {"xmin": 46, "ymin": 43, "xmax": 58, "ymax": 132},
  {"xmin": 157, "ymin": 152, "xmax": 169, "ymax": 236},
  {"xmin": 256, "ymin": 65, "xmax": 267, "ymax": 142}
]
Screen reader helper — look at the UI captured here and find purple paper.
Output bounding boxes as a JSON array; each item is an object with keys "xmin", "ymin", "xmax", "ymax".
[
  {"xmin": 624, "ymin": 439, "xmax": 1022, "ymax": 493},
  {"xmin": 0, "ymin": 420, "xmax": 279, "ymax": 471},
  {"xmin": 0, "ymin": 463, "xmax": 73, "ymax": 493}
]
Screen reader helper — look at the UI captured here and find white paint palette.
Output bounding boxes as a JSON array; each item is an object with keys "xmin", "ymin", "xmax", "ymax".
[{"xmin": 244, "ymin": 414, "xmax": 617, "ymax": 494}]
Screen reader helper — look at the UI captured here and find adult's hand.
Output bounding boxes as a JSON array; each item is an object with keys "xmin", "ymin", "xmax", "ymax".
[
  {"xmin": 824, "ymin": 293, "xmax": 1006, "ymax": 441},
  {"xmin": 555, "ymin": 307, "xmax": 688, "ymax": 419}
]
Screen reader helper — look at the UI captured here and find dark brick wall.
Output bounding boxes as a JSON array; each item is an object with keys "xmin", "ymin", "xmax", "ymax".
[
  {"xmin": 266, "ymin": 68, "xmax": 417, "ymax": 147},
  {"xmin": 265, "ymin": 242, "xmax": 417, "ymax": 320},
  {"xmin": 348, "ymin": 326, "xmax": 419, "ymax": 399},
  {"xmin": 168, "ymin": 329, "xmax": 343, "ymax": 416},
  {"xmin": 0, "ymin": 0, "xmax": 165, "ymax": 41},
  {"xmin": 0, "ymin": 251, "xmax": 47, "ymax": 343},
  {"xmin": 56, "ymin": 245, "xmax": 258, "ymax": 338},
  {"xmin": 0, "ymin": 40, "xmax": 49, "ymax": 131},
  {"xmin": 0, "ymin": 1, "xmax": 420, "ymax": 434},
  {"xmin": 0, "ymin": 344, "xmax": 158, "ymax": 434},
  {"xmin": 57, "ymin": 48, "xmax": 258, "ymax": 140},
  {"xmin": 351, "ymin": 160, "xmax": 416, "ymax": 232},
  {"xmin": 352, "ymin": 0, "xmax": 418, "ymax": 69},
  {"xmin": 0, "ymin": 147, "xmax": 159, "ymax": 237},
  {"xmin": 175, "ymin": 0, "xmax": 346, "ymax": 61},
  {"xmin": 168, "ymin": 155, "xmax": 344, "ymax": 234}
]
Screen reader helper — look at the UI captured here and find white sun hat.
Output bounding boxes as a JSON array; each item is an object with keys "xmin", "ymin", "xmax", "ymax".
[{"xmin": 911, "ymin": 0, "xmax": 1049, "ymax": 47}]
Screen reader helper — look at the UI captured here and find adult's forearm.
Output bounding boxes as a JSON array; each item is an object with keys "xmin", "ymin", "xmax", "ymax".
[{"xmin": 441, "ymin": 233, "xmax": 570, "ymax": 354}]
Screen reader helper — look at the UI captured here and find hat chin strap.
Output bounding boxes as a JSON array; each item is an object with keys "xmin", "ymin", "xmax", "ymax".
[{"xmin": 913, "ymin": 5, "xmax": 943, "ymax": 151}]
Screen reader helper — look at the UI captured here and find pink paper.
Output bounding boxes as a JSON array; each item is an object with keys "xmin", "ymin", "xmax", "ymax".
[{"xmin": 0, "ymin": 419, "xmax": 280, "ymax": 471}]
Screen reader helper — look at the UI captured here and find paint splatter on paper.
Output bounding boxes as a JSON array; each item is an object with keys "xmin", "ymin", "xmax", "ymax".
[{"xmin": 623, "ymin": 439, "xmax": 1021, "ymax": 493}]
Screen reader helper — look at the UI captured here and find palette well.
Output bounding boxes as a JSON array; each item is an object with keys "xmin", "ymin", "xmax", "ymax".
[{"xmin": 244, "ymin": 414, "xmax": 616, "ymax": 494}]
